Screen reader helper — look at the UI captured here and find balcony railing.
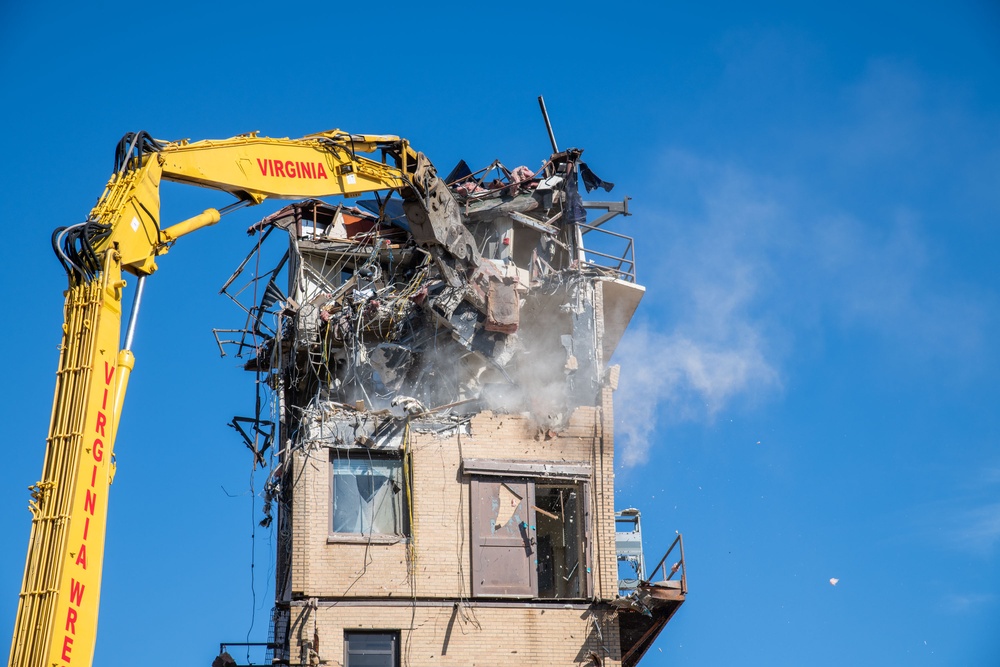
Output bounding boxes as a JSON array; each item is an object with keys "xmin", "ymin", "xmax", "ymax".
[
  {"xmin": 646, "ymin": 532, "xmax": 687, "ymax": 595},
  {"xmin": 578, "ymin": 199, "xmax": 636, "ymax": 283}
]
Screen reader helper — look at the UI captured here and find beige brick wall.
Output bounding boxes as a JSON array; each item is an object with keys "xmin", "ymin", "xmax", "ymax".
[
  {"xmin": 280, "ymin": 390, "xmax": 623, "ymax": 665},
  {"xmin": 288, "ymin": 402, "xmax": 618, "ymax": 602},
  {"xmin": 286, "ymin": 602, "xmax": 622, "ymax": 667}
]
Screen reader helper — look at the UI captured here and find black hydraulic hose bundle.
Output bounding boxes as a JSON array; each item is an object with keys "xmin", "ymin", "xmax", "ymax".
[
  {"xmin": 53, "ymin": 131, "xmax": 162, "ymax": 280},
  {"xmin": 52, "ymin": 220, "xmax": 112, "ymax": 281},
  {"xmin": 113, "ymin": 130, "xmax": 161, "ymax": 173}
]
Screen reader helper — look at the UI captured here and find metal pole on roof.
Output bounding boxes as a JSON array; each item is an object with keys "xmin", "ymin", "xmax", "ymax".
[{"xmin": 538, "ymin": 96, "xmax": 559, "ymax": 154}]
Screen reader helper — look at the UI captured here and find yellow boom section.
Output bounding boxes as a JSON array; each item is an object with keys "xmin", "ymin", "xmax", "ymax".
[
  {"xmin": 83, "ymin": 129, "xmax": 417, "ymax": 278},
  {"xmin": 9, "ymin": 253, "xmax": 130, "ymax": 667},
  {"xmin": 158, "ymin": 130, "xmax": 412, "ymax": 205}
]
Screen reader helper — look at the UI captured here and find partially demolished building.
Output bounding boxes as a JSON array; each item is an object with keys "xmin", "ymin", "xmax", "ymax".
[{"xmin": 218, "ymin": 146, "xmax": 685, "ymax": 666}]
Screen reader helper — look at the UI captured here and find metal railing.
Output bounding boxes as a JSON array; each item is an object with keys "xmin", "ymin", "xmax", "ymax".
[
  {"xmin": 576, "ymin": 198, "xmax": 636, "ymax": 283},
  {"xmin": 578, "ymin": 221, "xmax": 636, "ymax": 282},
  {"xmin": 645, "ymin": 532, "xmax": 687, "ymax": 595},
  {"xmin": 216, "ymin": 642, "xmax": 280, "ymax": 667}
]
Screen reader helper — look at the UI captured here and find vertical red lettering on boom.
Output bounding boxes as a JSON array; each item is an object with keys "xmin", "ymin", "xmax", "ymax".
[
  {"xmin": 74, "ymin": 544, "xmax": 87, "ymax": 569},
  {"xmin": 65, "ymin": 607, "xmax": 77, "ymax": 634},
  {"xmin": 69, "ymin": 578, "xmax": 85, "ymax": 606},
  {"xmin": 59, "ymin": 356, "xmax": 110, "ymax": 664}
]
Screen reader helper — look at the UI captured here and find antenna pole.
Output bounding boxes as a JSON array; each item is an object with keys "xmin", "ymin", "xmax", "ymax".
[{"xmin": 537, "ymin": 96, "xmax": 559, "ymax": 153}]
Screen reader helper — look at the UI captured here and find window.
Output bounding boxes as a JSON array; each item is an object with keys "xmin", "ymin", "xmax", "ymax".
[
  {"xmin": 330, "ymin": 450, "xmax": 409, "ymax": 537},
  {"xmin": 535, "ymin": 484, "xmax": 585, "ymax": 598},
  {"xmin": 344, "ymin": 631, "xmax": 399, "ymax": 667},
  {"xmin": 470, "ymin": 476, "xmax": 588, "ymax": 599}
]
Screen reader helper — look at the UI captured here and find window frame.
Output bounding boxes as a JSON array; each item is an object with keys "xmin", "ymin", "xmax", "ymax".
[
  {"xmin": 344, "ymin": 630, "xmax": 399, "ymax": 667},
  {"xmin": 469, "ymin": 473, "xmax": 591, "ymax": 600},
  {"xmin": 328, "ymin": 448, "xmax": 410, "ymax": 544},
  {"xmin": 535, "ymin": 481, "xmax": 588, "ymax": 599}
]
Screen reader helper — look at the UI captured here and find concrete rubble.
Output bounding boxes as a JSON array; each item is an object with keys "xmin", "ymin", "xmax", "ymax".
[{"xmin": 226, "ymin": 148, "xmax": 641, "ymax": 434}]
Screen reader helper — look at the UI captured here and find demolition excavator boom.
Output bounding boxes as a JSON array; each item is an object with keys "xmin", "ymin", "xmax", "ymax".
[{"xmin": 8, "ymin": 128, "xmax": 471, "ymax": 667}]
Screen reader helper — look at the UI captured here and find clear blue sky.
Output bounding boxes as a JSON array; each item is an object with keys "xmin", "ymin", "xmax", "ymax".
[{"xmin": 2, "ymin": 1, "xmax": 998, "ymax": 665}]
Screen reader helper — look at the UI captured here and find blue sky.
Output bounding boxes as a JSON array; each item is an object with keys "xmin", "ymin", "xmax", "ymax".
[{"xmin": 2, "ymin": 1, "xmax": 998, "ymax": 665}]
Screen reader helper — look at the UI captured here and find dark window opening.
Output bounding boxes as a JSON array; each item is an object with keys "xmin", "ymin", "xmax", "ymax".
[
  {"xmin": 344, "ymin": 631, "xmax": 399, "ymax": 667},
  {"xmin": 536, "ymin": 484, "xmax": 584, "ymax": 598}
]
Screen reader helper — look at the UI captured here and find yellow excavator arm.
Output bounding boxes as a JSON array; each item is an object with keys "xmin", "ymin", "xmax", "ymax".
[
  {"xmin": 83, "ymin": 129, "xmax": 422, "ymax": 276},
  {"xmin": 9, "ymin": 128, "xmax": 471, "ymax": 667}
]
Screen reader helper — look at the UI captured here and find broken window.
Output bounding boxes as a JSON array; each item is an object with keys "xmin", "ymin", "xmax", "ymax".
[
  {"xmin": 344, "ymin": 631, "xmax": 399, "ymax": 667},
  {"xmin": 535, "ymin": 484, "xmax": 585, "ymax": 598},
  {"xmin": 470, "ymin": 477, "xmax": 588, "ymax": 599},
  {"xmin": 330, "ymin": 451, "xmax": 409, "ymax": 537}
]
